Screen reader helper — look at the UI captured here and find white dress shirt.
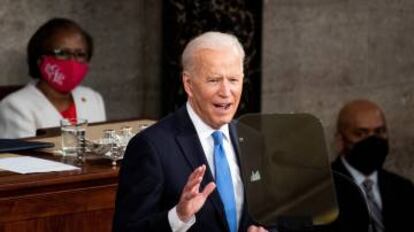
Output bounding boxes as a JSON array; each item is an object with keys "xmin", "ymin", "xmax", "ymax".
[
  {"xmin": 341, "ymin": 157, "xmax": 383, "ymax": 208},
  {"xmin": 168, "ymin": 102, "xmax": 244, "ymax": 232}
]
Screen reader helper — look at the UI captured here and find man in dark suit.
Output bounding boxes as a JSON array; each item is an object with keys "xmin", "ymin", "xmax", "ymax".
[
  {"xmin": 113, "ymin": 32, "xmax": 267, "ymax": 232},
  {"xmin": 331, "ymin": 99, "xmax": 414, "ymax": 232}
]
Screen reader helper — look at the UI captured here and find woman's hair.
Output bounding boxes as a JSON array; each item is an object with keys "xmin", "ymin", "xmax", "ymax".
[
  {"xmin": 181, "ymin": 31, "xmax": 245, "ymax": 73},
  {"xmin": 27, "ymin": 17, "xmax": 93, "ymax": 79}
]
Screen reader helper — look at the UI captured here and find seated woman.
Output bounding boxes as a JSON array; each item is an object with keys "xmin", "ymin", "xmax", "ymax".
[{"xmin": 0, "ymin": 18, "xmax": 106, "ymax": 138}]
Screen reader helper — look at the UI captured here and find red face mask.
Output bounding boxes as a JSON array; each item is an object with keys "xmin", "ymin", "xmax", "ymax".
[{"xmin": 39, "ymin": 56, "xmax": 89, "ymax": 94}]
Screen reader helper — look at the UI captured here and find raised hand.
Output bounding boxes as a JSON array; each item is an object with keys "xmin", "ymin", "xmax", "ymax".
[
  {"xmin": 176, "ymin": 165, "xmax": 216, "ymax": 222},
  {"xmin": 247, "ymin": 225, "xmax": 269, "ymax": 232}
]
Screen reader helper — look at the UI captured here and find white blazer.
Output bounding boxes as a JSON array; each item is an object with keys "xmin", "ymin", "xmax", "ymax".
[{"xmin": 0, "ymin": 82, "xmax": 106, "ymax": 139}]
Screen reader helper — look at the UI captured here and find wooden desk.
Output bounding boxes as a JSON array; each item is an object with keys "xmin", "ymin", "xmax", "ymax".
[
  {"xmin": 0, "ymin": 152, "xmax": 118, "ymax": 232},
  {"xmin": 0, "ymin": 119, "xmax": 156, "ymax": 231}
]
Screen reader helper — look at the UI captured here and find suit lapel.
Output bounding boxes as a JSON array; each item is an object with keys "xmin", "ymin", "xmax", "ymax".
[
  {"xmin": 229, "ymin": 121, "xmax": 250, "ymax": 230},
  {"xmin": 377, "ymin": 170, "xmax": 391, "ymax": 222},
  {"xmin": 229, "ymin": 122, "xmax": 243, "ymax": 169},
  {"xmin": 174, "ymin": 106, "xmax": 229, "ymax": 230},
  {"xmin": 332, "ymin": 157, "xmax": 353, "ymax": 179}
]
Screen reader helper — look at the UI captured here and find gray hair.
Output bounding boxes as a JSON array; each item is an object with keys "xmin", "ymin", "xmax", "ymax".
[{"xmin": 181, "ymin": 31, "xmax": 245, "ymax": 73}]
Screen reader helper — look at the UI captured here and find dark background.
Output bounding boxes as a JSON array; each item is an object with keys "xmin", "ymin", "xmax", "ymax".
[{"xmin": 162, "ymin": 0, "xmax": 262, "ymax": 116}]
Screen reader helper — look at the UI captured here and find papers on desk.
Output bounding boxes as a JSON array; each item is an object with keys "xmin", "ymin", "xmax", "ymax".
[{"xmin": 0, "ymin": 155, "xmax": 80, "ymax": 174}]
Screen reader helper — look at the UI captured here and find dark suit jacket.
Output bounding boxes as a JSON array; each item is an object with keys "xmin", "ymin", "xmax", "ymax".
[
  {"xmin": 331, "ymin": 157, "xmax": 414, "ymax": 232},
  {"xmin": 113, "ymin": 106, "xmax": 252, "ymax": 232}
]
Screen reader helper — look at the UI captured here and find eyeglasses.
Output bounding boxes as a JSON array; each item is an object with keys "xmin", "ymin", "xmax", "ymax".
[{"xmin": 45, "ymin": 49, "xmax": 89, "ymax": 63}]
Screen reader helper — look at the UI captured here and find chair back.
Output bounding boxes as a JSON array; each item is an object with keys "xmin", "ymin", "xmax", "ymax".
[{"xmin": 0, "ymin": 85, "xmax": 23, "ymax": 101}]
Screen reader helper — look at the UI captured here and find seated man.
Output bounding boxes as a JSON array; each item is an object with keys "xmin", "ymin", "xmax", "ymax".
[{"xmin": 332, "ymin": 99, "xmax": 414, "ymax": 232}]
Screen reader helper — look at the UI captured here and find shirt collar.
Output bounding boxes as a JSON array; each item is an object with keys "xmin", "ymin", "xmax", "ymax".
[
  {"xmin": 341, "ymin": 156, "xmax": 378, "ymax": 186},
  {"xmin": 186, "ymin": 101, "xmax": 230, "ymax": 142}
]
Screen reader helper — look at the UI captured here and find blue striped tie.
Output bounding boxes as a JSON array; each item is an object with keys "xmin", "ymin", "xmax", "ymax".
[{"xmin": 212, "ymin": 131, "xmax": 237, "ymax": 232}]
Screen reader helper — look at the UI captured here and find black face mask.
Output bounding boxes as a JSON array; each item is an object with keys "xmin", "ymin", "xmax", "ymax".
[{"xmin": 344, "ymin": 136, "xmax": 389, "ymax": 175}]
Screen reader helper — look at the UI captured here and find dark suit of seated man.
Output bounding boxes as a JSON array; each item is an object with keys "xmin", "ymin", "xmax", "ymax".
[
  {"xmin": 331, "ymin": 99, "xmax": 414, "ymax": 232},
  {"xmin": 113, "ymin": 32, "xmax": 267, "ymax": 232}
]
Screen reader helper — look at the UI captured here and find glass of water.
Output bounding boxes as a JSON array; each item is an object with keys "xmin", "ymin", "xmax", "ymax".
[
  {"xmin": 101, "ymin": 129, "xmax": 123, "ymax": 166},
  {"xmin": 60, "ymin": 118, "xmax": 88, "ymax": 158},
  {"xmin": 118, "ymin": 126, "xmax": 133, "ymax": 148}
]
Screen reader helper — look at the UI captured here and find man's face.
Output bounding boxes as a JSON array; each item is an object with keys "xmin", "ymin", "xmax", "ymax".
[
  {"xmin": 339, "ymin": 108, "xmax": 388, "ymax": 154},
  {"xmin": 183, "ymin": 48, "xmax": 244, "ymax": 129}
]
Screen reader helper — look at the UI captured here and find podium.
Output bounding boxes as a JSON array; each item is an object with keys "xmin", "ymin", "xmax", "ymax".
[
  {"xmin": 0, "ymin": 152, "xmax": 117, "ymax": 232},
  {"xmin": 0, "ymin": 119, "xmax": 155, "ymax": 232}
]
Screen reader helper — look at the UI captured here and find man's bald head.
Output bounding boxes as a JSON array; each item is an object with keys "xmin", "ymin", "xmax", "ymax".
[
  {"xmin": 337, "ymin": 100, "xmax": 386, "ymax": 134},
  {"xmin": 336, "ymin": 99, "xmax": 388, "ymax": 154}
]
